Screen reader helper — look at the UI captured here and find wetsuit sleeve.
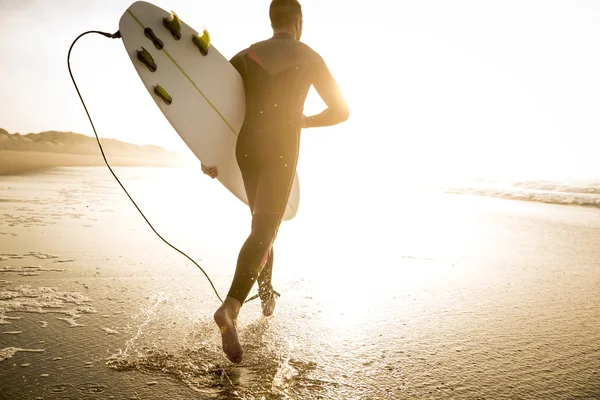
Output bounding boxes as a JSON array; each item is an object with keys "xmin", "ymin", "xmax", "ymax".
[{"xmin": 306, "ymin": 56, "xmax": 350, "ymax": 128}]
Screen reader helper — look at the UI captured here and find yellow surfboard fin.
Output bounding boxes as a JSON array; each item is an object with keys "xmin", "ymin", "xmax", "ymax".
[
  {"xmin": 153, "ymin": 85, "xmax": 172, "ymax": 105},
  {"xmin": 192, "ymin": 28, "xmax": 210, "ymax": 56},
  {"xmin": 163, "ymin": 11, "xmax": 182, "ymax": 40},
  {"xmin": 136, "ymin": 47, "xmax": 157, "ymax": 72}
]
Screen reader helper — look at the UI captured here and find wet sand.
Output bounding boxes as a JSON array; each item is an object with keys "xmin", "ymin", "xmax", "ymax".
[{"xmin": 0, "ymin": 167, "xmax": 599, "ymax": 399}]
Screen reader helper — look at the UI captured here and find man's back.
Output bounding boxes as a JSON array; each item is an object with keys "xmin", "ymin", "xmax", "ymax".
[{"xmin": 230, "ymin": 33, "xmax": 336, "ymax": 132}]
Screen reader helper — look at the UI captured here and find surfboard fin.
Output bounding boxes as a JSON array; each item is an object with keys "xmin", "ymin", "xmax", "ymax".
[
  {"xmin": 163, "ymin": 11, "xmax": 182, "ymax": 40},
  {"xmin": 192, "ymin": 29, "xmax": 210, "ymax": 56},
  {"xmin": 144, "ymin": 27, "xmax": 164, "ymax": 50},
  {"xmin": 153, "ymin": 85, "xmax": 172, "ymax": 105},
  {"xmin": 136, "ymin": 47, "xmax": 157, "ymax": 72}
]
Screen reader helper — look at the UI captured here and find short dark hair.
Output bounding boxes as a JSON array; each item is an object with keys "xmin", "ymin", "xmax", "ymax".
[{"xmin": 269, "ymin": 0, "xmax": 302, "ymax": 29}]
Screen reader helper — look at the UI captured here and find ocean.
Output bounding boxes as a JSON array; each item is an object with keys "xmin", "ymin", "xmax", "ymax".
[
  {"xmin": 0, "ymin": 166, "xmax": 599, "ymax": 399},
  {"xmin": 445, "ymin": 178, "xmax": 600, "ymax": 209}
]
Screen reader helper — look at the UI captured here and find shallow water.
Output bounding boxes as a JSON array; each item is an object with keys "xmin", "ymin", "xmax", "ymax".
[{"xmin": 1, "ymin": 167, "xmax": 599, "ymax": 399}]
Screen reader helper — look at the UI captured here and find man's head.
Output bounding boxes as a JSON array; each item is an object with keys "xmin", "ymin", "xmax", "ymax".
[{"xmin": 269, "ymin": 0, "xmax": 303, "ymax": 40}]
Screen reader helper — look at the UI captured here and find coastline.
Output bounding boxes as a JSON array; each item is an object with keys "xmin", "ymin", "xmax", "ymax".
[{"xmin": 0, "ymin": 149, "xmax": 195, "ymax": 175}]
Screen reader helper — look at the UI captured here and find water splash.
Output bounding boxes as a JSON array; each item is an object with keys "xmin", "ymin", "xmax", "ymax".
[
  {"xmin": 119, "ymin": 291, "xmax": 171, "ymax": 357},
  {"xmin": 271, "ymin": 356, "xmax": 298, "ymax": 396}
]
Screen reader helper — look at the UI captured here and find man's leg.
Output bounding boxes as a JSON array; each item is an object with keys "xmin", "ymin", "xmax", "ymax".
[
  {"xmin": 214, "ymin": 212, "xmax": 281, "ymax": 363},
  {"xmin": 213, "ymin": 141, "xmax": 261, "ymax": 364},
  {"xmin": 227, "ymin": 213, "xmax": 281, "ymax": 303},
  {"xmin": 258, "ymin": 247, "xmax": 273, "ymax": 295},
  {"xmin": 258, "ymin": 248, "xmax": 277, "ymax": 316},
  {"xmin": 215, "ymin": 138, "xmax": 295, "ymax": 363},
  {"xmin": 252, "ymin": 150, "xmax": 296, "ymax": 316}
]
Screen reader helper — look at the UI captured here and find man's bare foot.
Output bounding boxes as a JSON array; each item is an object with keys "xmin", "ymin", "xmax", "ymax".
[
  {"xmin": 261, "ymin": 291, "xmax": 279, "ymax": 317},
  {"xmin": 214, "ymin": 297, "xmax": 243, "ymax": 363}
]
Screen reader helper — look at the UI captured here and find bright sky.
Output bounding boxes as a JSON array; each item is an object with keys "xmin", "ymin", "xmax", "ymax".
[{"xmin": 1, "ymin": 0, "xmax": 600, "ymax": 183}]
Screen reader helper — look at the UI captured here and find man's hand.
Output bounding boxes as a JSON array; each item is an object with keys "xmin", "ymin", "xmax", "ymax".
[{"xmin": 201, "ymin": 163, "xmax": 218, "ymax": 179}]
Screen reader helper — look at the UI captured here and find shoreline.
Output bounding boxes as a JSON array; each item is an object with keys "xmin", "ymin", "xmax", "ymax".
[
  {"xmin": 0, "ymin": 150, "xmax": 195, "ymax": 175},
  {"xmin": 445, "ymin": 188, "xmax": 600, "ymax": 210}
]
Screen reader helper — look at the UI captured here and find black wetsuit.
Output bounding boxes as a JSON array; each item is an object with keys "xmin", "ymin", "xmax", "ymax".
[{"xmin": 226, "ymin": 33, "xmax": 343, "ymax": 304}]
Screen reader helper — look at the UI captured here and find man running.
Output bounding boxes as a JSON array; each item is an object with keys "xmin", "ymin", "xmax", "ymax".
[{"xmin": 203, "ymin": 0, "xmax": 349, "ymax": 363}]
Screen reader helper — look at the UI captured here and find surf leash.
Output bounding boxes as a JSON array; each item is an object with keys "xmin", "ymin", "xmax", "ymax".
[{"xmin": 67, "ymin": 30, "xmax": 226, "ymax": 303}]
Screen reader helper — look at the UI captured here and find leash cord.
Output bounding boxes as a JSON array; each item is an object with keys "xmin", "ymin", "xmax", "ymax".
[{"xmin": 67, "ymin": 30, "xmax": 224, "ymax": 303}]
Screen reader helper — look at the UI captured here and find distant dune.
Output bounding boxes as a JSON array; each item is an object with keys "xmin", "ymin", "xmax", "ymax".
[{"xmin": 0, "ymin": 128, "xmax": 196, "ymax": 174}]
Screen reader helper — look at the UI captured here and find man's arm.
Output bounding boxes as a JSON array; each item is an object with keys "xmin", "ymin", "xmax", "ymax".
[
  {"xmin": 303, "ymin": 57, "xmax": 349, "ymax": 128},
  {"xmin": 229, "ymin": 51, "xmax": 247, "ymax": 81}
]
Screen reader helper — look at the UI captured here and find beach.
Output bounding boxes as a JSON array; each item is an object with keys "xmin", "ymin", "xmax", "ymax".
[
  {"xmin": 0, "ymin": 130, "xmax": 195, "ymax": 175},
  {"xmin": 0, "ymin": 166, "xmax": 599, "ymax": 399},
  {"xmin": 0, "ymin": 150, "xmax": 194, "ymax": 175}
]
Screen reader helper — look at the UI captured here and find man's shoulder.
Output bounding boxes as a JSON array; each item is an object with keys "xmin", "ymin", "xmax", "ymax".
[
  {"xmin": 296, "ymin": 41, "xmax": 325, "ymax": 64},
  {"xmin": 296, "ymin": 40, "xmax": 317, "ymax": 53},
  {"xmin": 229, "ymin": 47, "xmax": 250, "ymax": 62},
  {"xmin": 229, "ymin": 38, "xmax": 273, "ymax": 60},
  {"xmin": 230, "ymin": 39, "xmax": 324, "ymax": 65}
]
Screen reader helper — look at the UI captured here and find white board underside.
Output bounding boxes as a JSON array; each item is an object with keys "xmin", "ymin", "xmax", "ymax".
[{"xmin": 118, "ymin": 1, "xmax": 300, "ymax": 220}]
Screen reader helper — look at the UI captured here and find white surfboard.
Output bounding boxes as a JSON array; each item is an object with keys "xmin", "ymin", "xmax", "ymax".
[{"xmin": 118, "ymin": 1, "xmax": 300, "ymax": 220}]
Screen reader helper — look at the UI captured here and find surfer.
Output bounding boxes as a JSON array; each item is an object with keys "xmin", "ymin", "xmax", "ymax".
[{"xmin": 203, "ymin": 0, "xmax": 349, "ymax": 363}]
